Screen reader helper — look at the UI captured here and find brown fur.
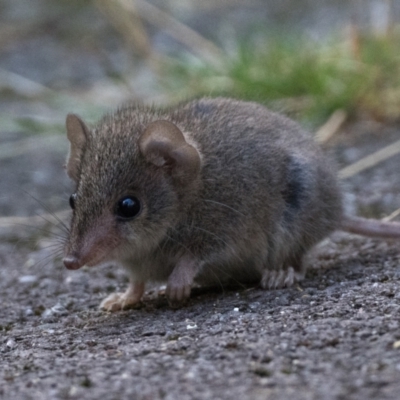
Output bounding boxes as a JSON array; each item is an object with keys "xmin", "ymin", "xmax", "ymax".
[{"xmin": 63, "ymin": 97, "xmax": 343, "ymax": 310}]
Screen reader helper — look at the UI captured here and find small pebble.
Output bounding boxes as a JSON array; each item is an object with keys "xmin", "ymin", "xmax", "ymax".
[
  {"xmin": 24, "ymin": 259, "xmax": 35, "ymax": 268},
  {"xmin": 18, "ymin": 275, "xmax": 38, "ymax": 284},
  {"xmin": 393, "ymin": 341, "xmax": 400, "ymax": 349},
  {"xmin": 25, "ymin": 308, "xmax": 34, "ymax": 317},
  {"xmin": 42, "ymin": 303, "xmax": 69, "ymax": 321}
]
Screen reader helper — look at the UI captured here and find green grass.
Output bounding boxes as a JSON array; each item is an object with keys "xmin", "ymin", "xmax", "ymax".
[{"xmin": 166, "ymin": 30, "xmax": 400, "ymax": 126}]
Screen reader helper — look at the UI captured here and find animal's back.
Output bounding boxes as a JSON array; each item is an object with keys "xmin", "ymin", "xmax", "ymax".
[{"xmin": 162, "ymin": 98, "xmax": 343, "ymax": 284}]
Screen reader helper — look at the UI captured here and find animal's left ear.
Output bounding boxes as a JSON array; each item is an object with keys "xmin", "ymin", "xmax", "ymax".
[{"xmin": 139, "ymin": 120, "xmax": 201, "ymax": 185}]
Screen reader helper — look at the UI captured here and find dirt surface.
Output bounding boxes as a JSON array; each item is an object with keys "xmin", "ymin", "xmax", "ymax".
[{"xmin": 1, "ymin": 121, "xmax": 400, "ymax": 400}]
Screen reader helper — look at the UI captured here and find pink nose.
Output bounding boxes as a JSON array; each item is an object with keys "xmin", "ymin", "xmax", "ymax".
[{"xmin": 63, "ymin": 255, "xmax": 82, "ymax": 270}]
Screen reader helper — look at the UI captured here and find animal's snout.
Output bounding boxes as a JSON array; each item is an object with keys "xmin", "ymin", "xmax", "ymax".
[{"xmin": 63, "ymin": 255, "xmax": 82, "ymax": 270}]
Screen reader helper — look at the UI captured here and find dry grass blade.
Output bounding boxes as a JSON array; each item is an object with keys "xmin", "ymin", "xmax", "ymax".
[
  {"xmin": 339, "ymin": 139, "xmax": 400, "ymax": 179},
  {"xmin": 382, "ymin": 207, "xmax": 400, "ymax": 222},
  {"xmin": 0, "ymin": 68, "xmax": 53, "ymax": 97},
  {"xmin": 95, "ymin": 0, "xmax": 158, "ymax": 67},
  {"xmin": 0, "ymin": 210, "xmax": 70, "ymax": 227},
  {"xmin": 116, "ymin": 0, "xmax": 224, "ymax": 68},
  {"xmin": 315, "ymin": 109, "xmax": 347, "ymax": 144}
]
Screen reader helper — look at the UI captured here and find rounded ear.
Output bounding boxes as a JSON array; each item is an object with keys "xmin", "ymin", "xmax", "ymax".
[
  {"xmin": 139, "ymin": 120, "xmax": 201, "ymax": 185},
  {"xmin": 65, "ymin": 114, "xmax": 90, "ymax": 182}
]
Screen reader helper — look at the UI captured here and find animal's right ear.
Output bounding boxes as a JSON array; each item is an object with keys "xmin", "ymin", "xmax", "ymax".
[
  {"xmin": 139, "ymin": 120, "xmax": 201, "ymax": 186},
  {"xmin": 65, "ymin": 114, "xmax": 89, "ymax": 182}
]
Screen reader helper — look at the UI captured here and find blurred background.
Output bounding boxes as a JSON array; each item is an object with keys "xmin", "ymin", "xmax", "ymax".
[{"xmin": 1, "ymin": 0, "xmax": 400, "ymax": 219}]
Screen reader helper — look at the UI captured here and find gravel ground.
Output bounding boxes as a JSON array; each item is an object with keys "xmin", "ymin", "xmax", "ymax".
[{"xmin": 1, "ymin": 121, "xmax": 400, "ymax": 400}]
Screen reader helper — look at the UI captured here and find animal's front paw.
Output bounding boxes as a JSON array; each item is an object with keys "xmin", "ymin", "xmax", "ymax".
[
  {"xmin": 100, "ymin": 282, "xmax": 145, "ymax": 312},
  {"xmin": 166, "ymin": 256, "xmax": 198, "ymax": 308},
  {"xmin": 99, "ymin": 292, "xmax": 140, "ymax": 312},
  {"xmin": 165, "ymin": 282, "xmax": 191, "ymax": 308}
]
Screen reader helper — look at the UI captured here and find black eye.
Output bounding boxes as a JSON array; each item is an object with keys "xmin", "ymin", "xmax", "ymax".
[
  {"xmin": 115, "ymin": 196, "xmax": 141, "ymax": 220},
  {"xmin": 69, "ymin": 193, "xmax": 77, "ymax": 210}
]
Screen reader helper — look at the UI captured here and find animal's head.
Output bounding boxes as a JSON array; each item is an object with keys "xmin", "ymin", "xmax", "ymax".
[{"xmin": 62, "ymin": 112, "xmax": 201, "ymax": 270}]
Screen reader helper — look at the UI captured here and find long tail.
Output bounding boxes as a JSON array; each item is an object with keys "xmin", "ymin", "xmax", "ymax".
[{"xmin": 341, "ymin": 216, "xmax": 400, "ymax": 239}]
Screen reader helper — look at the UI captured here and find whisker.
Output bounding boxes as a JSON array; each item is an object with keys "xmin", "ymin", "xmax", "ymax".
[
  {"xmin": 162, "ymin": 233, "xmax": 228, "ymax": 292},
  {"xmin": 34, "ymin": 211, "xmax": 70, "ymax": 235},
  {"xmin": 8, "ymin": 184, "xmax": 71, "ymax": 234},
  {"xmin": 203, "ymin": 199, "xmax": 246, "ymax": 218},
  {"xmin": 165, "ymin": 227, "xmax": 247, "ymax": 291},
  {"xmin": 209, "ymin": 264, "xmax": 248, "ymax": 290},
  {"xmin": 12, "ymin": 239, "xmax": 64, "ymax": 254},
  {"xmin": 10, "ymin": 222, "xmax": 68, "ymax": 240},
  {"xmin": 164, "ymin": 233, "xmax": 195, "ymax": 257},
  {"xmin": 192, "ymin": 226, "xmax": 252, "ymax": 288},
  {"xmin": 37, "ymin": 242, "xmax": 65, "ymax": 251},
  {"xmin": 191, "ymin": 226, "xmax": 240, "ymax": 257},
  {"xmin": 200, "ymin": 263, "xmax": 226, "ymax": 293},
  {"xmin": 28, "ymin": 249, "xmax": 64, "ymax": 271}
]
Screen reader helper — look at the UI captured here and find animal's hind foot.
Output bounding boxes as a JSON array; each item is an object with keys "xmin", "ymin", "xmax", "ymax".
[{"xmin": 260, "ymin": 266, "xmax": 303, "ymax": 290}]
